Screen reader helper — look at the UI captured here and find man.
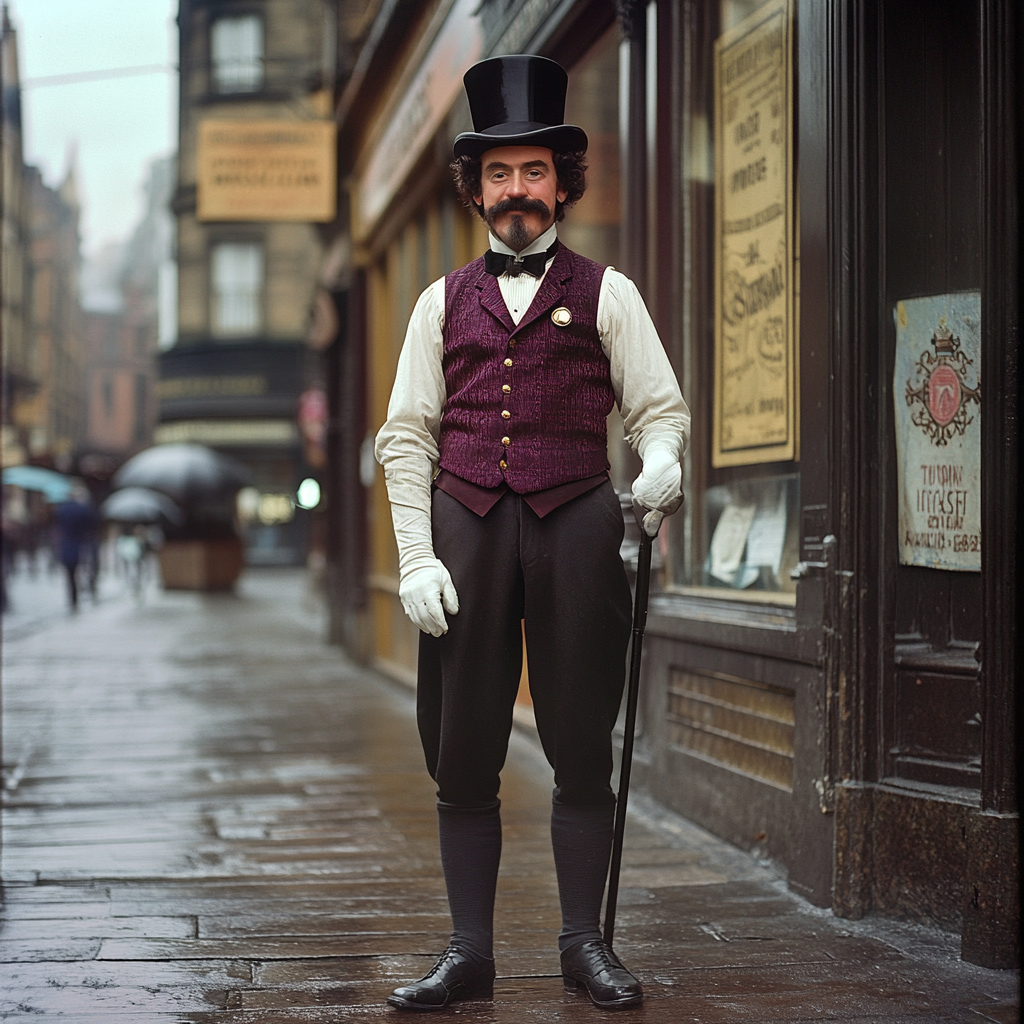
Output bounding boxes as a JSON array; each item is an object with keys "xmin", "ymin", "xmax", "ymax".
[
  {"xmin": 54, "ymin": 483, "xmax": 98, "ymax": 611},
  {"xmin": 375, "ymin": 54, "xmax": 689, "ymax": 1011}
]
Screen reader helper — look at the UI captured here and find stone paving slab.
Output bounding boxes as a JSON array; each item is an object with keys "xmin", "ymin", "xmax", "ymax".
[{"xmin": 1, "ymin": 567, "xmax": 1018, "ymax": 1022}]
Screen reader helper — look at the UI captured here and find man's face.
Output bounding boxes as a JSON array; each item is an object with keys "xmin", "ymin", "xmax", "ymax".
[{"xmin": 474, "ymin": 145, "xmax": 568, "ymax": 252}]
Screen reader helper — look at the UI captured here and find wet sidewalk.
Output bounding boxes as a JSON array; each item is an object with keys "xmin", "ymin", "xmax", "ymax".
[{"xmin": 1, "ymin": 568, "xmax": 1017, "ymax": 1021}]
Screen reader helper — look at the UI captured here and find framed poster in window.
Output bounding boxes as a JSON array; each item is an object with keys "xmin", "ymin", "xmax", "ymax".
[{"xmin": 712, "ymin": 0, "xmax": 796, "ymax": 467}]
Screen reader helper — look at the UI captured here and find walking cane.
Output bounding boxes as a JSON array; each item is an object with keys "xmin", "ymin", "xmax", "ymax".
[{"xmin": 603, "ymin": 504, "xmax": 661, "ymax": 948}]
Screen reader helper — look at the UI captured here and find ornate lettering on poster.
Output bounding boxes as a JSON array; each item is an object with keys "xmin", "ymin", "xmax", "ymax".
[
  {"xmin": 712, "ymin": 0, "xmax": 796, "ymax": 468},
  {"xmin": 893, "ymin": 293, "xmax": 981, "ymax": 571}
]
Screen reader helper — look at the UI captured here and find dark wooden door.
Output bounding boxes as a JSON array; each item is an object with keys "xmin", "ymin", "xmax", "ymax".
[{"xmin": 881, "ymin": 0, "xmax": 984, "ymax": 801}]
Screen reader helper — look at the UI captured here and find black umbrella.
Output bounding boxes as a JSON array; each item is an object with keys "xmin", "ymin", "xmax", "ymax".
[
  {"xmin": 101, "ymin": 487, "xmax": 184, "ymax": 526},
  {"xmin": 112, "ymin": 444, "xmax": 251, "ymax": 504}
]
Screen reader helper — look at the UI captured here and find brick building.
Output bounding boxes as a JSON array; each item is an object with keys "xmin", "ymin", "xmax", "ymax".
[
  {"xmin": 20, "ymin": 164, "xmax": 84, "ymax": 468},
  {"xmin": 1, "ymin": 5, "xmax": 34, "ymax": 468},
  {"xmin": 80, "ymin": 157, "xmax": 174, "ymax": 468}
]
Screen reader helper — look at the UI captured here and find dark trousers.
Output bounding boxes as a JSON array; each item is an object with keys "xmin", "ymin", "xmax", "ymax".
[
  {"xmin": 417, "ymin": 481, "xmax": 632, "ymax": 808},
  {"xmin": 62, "ymin": 560, "xmax": 79, "ymax": 609}
]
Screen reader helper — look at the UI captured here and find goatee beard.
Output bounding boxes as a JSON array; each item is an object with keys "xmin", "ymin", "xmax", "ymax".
[{"xmin": 505, "ymin": 216, "xmax": 532, "ymax": 251}]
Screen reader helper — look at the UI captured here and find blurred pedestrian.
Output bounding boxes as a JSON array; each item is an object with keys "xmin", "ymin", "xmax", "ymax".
[
  {"xmin": 53, "ymin": 483, "xmax": 98, "ymax": 610},
  {"xmin": 0, "ymin": 504, "xmax": 15, "ymax": 613},
  {"xmin": 116, "ymin": 525, "xmax": 151, "ymax": 596},
  {"xmin": 376, "ymin": 56, "xmax": 688, "ymax": 1012},
  {"xmin": 81, "ymin": 516, "xmax": 101, "ymax": 599}
]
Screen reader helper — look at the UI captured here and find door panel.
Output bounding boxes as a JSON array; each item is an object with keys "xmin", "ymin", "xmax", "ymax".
[{"xmin": 883, "ymin": 0, "xmax": 983, "ymax": 790}]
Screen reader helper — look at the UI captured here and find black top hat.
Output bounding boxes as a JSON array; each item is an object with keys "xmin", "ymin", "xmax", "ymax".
[{"xmin": 453, "ymin": 55, "xmax": 588, "ymax": 160}]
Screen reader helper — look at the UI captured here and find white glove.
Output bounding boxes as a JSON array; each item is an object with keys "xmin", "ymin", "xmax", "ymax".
[
  {"xmin": 399, "ymin": 559, "xmax": 459, "ymax": 636},
  {"xmin": 631, "ymin": 445, "xmax": 683, "ymax": 537},
  {"xmin": 389, "ymin": 500, "xmax": 459, "ymax": 635}
]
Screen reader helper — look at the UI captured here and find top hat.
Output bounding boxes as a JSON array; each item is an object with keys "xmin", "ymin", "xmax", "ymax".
[{"xmin": 453, "ymin": 55, "xmax": 588, "ymax": 160}]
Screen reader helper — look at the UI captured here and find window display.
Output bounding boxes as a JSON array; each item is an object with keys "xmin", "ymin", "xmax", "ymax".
[{"xmin": 669, "ymin": 0, "xmax": 799, "ymax": 602}]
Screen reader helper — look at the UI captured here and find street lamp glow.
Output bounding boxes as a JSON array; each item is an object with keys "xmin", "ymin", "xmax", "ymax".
[{"xmin": 296, "ymin": 477, "xmax": 321, "ymax": 510}]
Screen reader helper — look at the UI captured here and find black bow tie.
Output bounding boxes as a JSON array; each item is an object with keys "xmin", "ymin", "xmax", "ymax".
[{"xmin": 484, "ymin": 241, "xmax": 558, "ymax": 278}]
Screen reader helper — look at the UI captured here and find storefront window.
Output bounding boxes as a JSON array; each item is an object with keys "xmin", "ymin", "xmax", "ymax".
[
  {"xmin": 561, "ymin": 27, "xmax": 621, "ymax": 268},
  {"xmin": 561, "ymin": 27, "xmax": 631, "ymax": 490},
  {"xmin": 672, "ymin": 0, "xmax": 799, "ymax": 601}
]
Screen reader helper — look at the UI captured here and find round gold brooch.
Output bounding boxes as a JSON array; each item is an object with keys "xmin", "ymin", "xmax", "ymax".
[{"xmin": 551, "ymin": 307, "xmax": 572, "ymax": 327}]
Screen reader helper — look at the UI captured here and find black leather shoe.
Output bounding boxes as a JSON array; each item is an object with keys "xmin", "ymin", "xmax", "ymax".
[
  {"xmin": 386, "ymin": 945, "xmax": 495, "ymax": 1012},
  {"xmin": 561, "ymin": 939, "xmax": 643, "ymax": 1009}
]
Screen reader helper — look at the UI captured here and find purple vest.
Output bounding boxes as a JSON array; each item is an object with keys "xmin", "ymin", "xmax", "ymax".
[{"xmin": 439, "ymin": 244, "xmax": 613, "ymax": 493}]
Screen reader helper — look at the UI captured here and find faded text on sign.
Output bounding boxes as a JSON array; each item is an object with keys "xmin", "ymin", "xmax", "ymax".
[{"xmin": 712, "ymin": 0, "xmax": 796, "ymax": 467}]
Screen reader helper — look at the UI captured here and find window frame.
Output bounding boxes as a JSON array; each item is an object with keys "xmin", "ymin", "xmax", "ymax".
[
  {"xmin": 663, "ymin": 0, "xmax": 803, "ymax": 608},
  {"xmin": 209, "ymin": 11, "xmax": 265, "ymax": 96},
  {"xmin": 209, "ymin": 239, "xmax": 265, "ymax": 339}
]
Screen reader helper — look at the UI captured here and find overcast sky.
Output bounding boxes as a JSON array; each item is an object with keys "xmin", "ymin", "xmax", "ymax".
[{"xmin": 9, "ymin": 0, "xmax": 177, "ymax": 258}]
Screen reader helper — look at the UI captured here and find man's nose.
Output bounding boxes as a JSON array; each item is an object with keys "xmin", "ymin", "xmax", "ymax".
[{"xmin": 506, "ymin": 173, "xmax": 528, "ymax": 196}]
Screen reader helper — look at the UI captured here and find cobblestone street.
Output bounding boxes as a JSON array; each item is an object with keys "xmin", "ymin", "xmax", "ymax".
[{"xmin": 1, "ymin": 567, "xmax": 1017, "ymax": 1021}]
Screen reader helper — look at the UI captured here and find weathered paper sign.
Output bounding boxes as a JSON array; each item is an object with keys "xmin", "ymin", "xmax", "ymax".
[
  {"xmin": 893, "ymin": 292, "xmax": 981, "ymax": 571},
  {"xmin": 712, "ymin": 0, "xmax": 796, "ymax": 467}
]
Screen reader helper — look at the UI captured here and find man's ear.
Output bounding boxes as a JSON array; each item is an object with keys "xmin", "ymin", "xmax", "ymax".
[
  {"xmin": 556, "ymin": 187, "xmax": 568, "ymax": 204},
  {"xmin": 473, "ymin": 194, "xmax": 483, "ymax": 207}
]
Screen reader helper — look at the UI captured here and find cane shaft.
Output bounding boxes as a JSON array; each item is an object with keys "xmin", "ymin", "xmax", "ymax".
[{"xmin": 603, "ymin": 529, "xmax": 653, "ymax": 947}]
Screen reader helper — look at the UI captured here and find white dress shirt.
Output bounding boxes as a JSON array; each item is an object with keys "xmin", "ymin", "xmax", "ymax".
[{"xmin": 375, "ymin": 225, "xmax": 691, "ymax": 513}]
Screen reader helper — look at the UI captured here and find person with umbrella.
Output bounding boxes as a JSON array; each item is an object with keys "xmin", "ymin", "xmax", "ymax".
[
  {"xmin": 111, "ymin": 444, "xmax": 252, "ymax": 592},
  {"xmin": 1, "ymin": 467, "xmax": 75, "ymax": 586},
  {"xmin": 101, "ymin": 488, "xmax": 184, "ymax": 596},
  {"xmin": 375, "ymin": 56, "xmax": 689, "ymax": 1011}
]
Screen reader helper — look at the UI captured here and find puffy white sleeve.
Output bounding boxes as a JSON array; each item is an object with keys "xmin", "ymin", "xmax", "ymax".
[
  {"xmin": 597, "ymin": 268, "xmax": 691, "ymax": 463},
  {"xmin": 374, "ymin": 278, "xmax": 447, "ymax": 513}
]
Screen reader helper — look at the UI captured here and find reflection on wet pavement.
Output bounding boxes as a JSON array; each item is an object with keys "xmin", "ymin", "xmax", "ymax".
[{"xmin": 2, "ymin": 570, "xmax": 1017, "ymax": 1020}]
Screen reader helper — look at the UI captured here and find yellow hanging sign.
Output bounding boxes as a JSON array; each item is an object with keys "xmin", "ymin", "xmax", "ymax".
[{"xmin": 197, "ymin": 120, "xmax": 336, "ymax": 222}]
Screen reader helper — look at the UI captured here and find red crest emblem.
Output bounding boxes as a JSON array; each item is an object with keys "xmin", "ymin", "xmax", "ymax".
[
  {"xmin": 905, "ymin": 319, "xmax": 980, "ymax": 446},
  {"xmin": 926, "ymin": 365, "xmax": 961, "ymax": 426}
]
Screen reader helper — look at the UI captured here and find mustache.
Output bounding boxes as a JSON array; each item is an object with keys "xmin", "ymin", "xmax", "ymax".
[{"xmin": 485, "ymin": 196, "xmax": 551, "ymax": 220}]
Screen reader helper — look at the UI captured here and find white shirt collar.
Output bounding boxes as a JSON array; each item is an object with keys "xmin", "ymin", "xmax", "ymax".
[{"xmin": 487, "ymin": 223, "xmax": 559, "ymax": 258}]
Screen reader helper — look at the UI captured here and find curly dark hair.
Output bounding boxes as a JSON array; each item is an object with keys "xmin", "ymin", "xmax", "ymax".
[{"xmin": 450, "ymin": 150, "xmax": 588, "ymax": 222}]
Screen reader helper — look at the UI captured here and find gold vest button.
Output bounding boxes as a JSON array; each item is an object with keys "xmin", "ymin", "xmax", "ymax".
[
  {"xmin": 501, "ymin": 410, "xmax": 511, "ymax": 419},
  {"xmin": 499, "ymin": 459, "xmax": 508, "ymax": 470},
  {"xmin": 501, "ymin": 436, "xmax": 510, "ymax": 447},
  {"xmin": 502, "ymin": 384, "xmax": 511, "ymax": 394},
  {"xmin": 504, "ymin": 358, "xmax": 513, "ymax": 367}
]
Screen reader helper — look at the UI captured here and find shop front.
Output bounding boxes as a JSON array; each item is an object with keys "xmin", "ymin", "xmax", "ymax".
[{"xmin": 330, "ymin": 0, "xmax": 1019, "ymax": 967}]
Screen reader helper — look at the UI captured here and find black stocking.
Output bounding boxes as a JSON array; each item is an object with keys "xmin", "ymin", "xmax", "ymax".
[
  {"xmin": 436, "ymin": 801, "xmax": 502, "ymax": 961},
  {"xmin": 550, "ymin": 801, "xmax": 615, "ymax": 952}
]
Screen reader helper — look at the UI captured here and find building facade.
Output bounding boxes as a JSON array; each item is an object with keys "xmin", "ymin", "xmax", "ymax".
[
  {"xmin": 81, "ymin": 309, "xmax": 154, "ymax": 461},
  {"xmin": 20, "ymin": 165, "xmax": 85, "ymax": 470},
  {"xmin": 1, "ymin": 6, "xmax": 35, "ymax": 468},
  {"xmin": 325, "ymin": 0, "xmax": 1020, "ymax": 967},
  {"xmin": 80, "ymin": 158, "xmax": 175, "ymax": 471},
  {"xmin": 166, "ymin": 0, "xmax": 339, "ymax": 563}
]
